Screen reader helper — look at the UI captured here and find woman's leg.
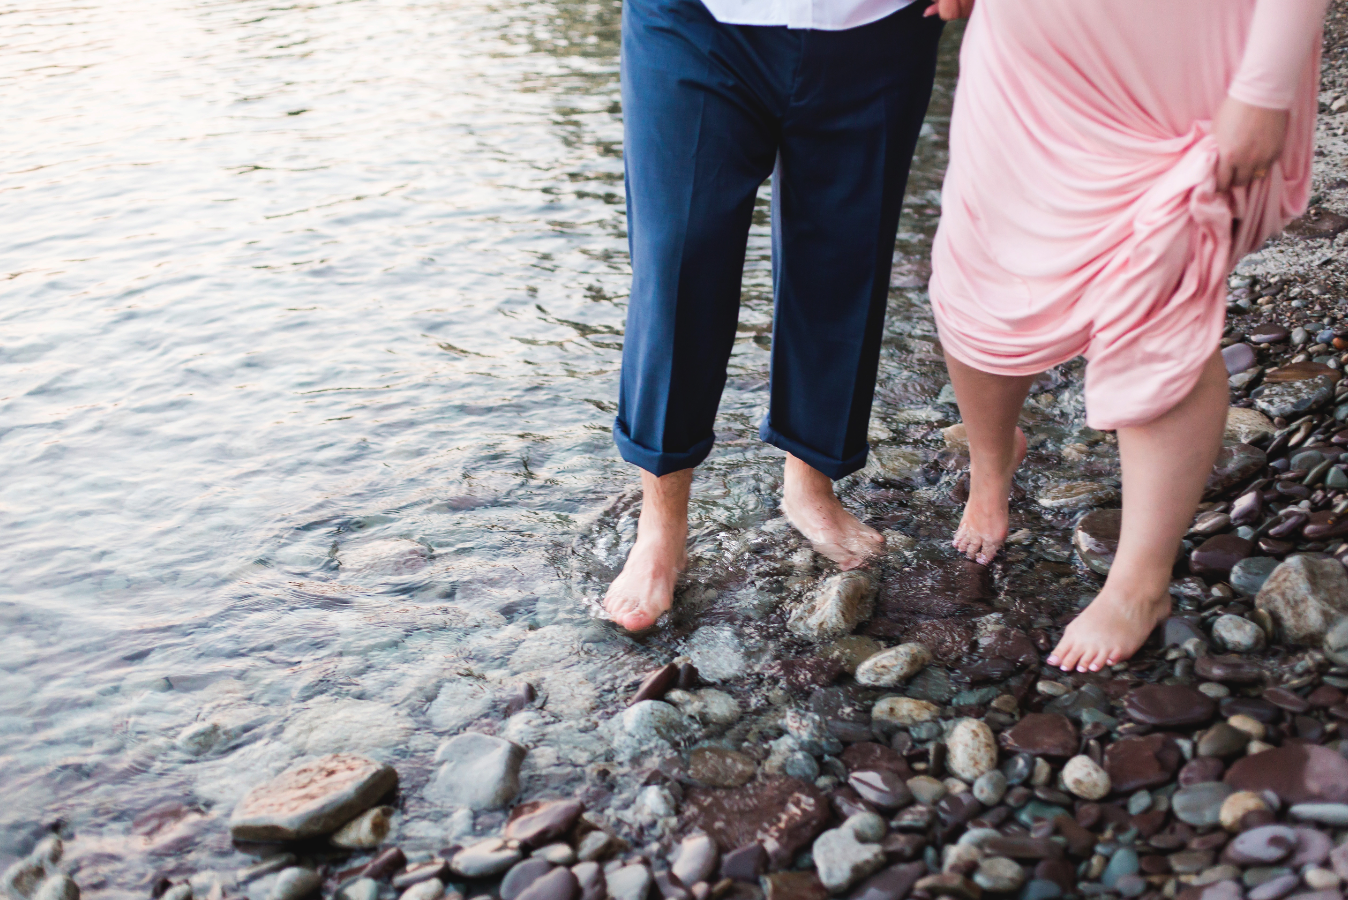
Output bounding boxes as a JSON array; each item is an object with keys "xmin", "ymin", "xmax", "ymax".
[
  {"xmin": 1049, "ymin": 350, "xmax": 1229, "ymax": 671},
  {"xmin": 945, "ymin": 353, "xmax": 1035, "ymax": 564}
]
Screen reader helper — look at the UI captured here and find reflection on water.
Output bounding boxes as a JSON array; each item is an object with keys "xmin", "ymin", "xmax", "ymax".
[{"xmin": 0, "ymin": 0, "xmax": 1035, "ymax": 895}]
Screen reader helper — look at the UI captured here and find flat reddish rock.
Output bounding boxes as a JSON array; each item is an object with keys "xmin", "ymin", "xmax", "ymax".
[
  {"xmin": 229, "ymin": 753, "xmax": 398, "ymax": 841},
  {"xmin": 841, "ymin": 742, "xmax": 912, "ymax": 779},
  {"xmin": 1001, "ymin": 713, "xmax": 1078, "ymax": 758},
  {"xmin": 684, "ymin": 776, "xmax": 830, "ymax": 869},
  {"xmin": 504, "ymin": 799, "xmax": 584, "ymax": 846},
  {"xmin": 1105, "ymin": 734, "xmax": 1183, "ymax": 793},
  {"xmin": 1224, "ymin": 744, "xmax": 1348, "ymax": 804},
  {"xmin": 762, "ymin": 870, "xmax": 828, "ymax": 900},
  {"xmin": 1124, "ymin": 685, "xmax": 1216, "ymax": 727}
]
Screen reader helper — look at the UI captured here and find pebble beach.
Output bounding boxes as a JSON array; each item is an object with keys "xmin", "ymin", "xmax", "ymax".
[{"xmin": 14, "ymin": 5, "xmax": 1348, "ymax": 900}]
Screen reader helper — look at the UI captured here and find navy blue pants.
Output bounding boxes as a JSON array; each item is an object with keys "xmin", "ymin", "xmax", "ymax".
[{"xmin": 614, "ymin": 0, "xmax": 943, "ymax": 478}]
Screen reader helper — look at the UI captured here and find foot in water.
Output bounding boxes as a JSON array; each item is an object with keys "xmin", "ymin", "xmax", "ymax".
[
  {"xmin": 1047, "ymin": 579, "xmax": 1172, "ymax": 672},
  {"xmin": 781, "ymin": 453, "xmax": 884, "ymax": 570},
  {"xmin": 952, "ymin": 426, "xmax": 1027, "ymax": 565},
  {"xmin": 603, "ymin": 468, "xmax": 691, "ymax": 631},
  {"xmin": 602, "ymin": 529, "xmax": 686, "ymax": 631}
]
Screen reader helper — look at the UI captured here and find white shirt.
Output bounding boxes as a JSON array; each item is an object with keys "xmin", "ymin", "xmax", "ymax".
[{"xmin": 700, "ymin": 0, "xmax": 916, "ymax": 31}]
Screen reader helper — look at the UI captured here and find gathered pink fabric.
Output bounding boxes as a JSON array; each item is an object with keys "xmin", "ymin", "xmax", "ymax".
[{"xmin": 929, "ymin": 0, "xmax": 1325, "ymax": 430}]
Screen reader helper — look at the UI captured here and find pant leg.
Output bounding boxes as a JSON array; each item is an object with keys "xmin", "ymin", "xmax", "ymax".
[
  {"xmin": 614, "ymin": 0, "xmax": 789, "ymax": 476},
  {"xmin": 759, "ymin": 4, "xmax": 944, "ymax": 479}
]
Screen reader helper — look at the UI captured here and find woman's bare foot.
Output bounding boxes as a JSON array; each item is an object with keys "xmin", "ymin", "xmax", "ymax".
[
  {"xmin": 603, "ymin": 468, "xmax": 692, "ymax": 631},
  {"xmin": 952, "ymin": 426, "xmax": 1027, "ymax": 565},
  {"xmin": 1047, "ymin": 578, "xmax": 1171, "ymax": 672},
  {"xmin": 781, "ymin": 453, "xmax": 884, "ymax": 570}
]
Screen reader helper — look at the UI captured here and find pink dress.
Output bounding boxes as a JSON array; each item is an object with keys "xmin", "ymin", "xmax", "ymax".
[{"xmin": 929, "ymin": 0, "xmax": 1327, "ymax": 430}]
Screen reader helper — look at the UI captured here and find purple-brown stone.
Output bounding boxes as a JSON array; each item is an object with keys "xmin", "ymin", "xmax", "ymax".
[
  {"xmin": 684, "ymin": 777, "xmax": 830, "ymax": 869},
  {"xmin": 1001, "ymin": 713, "xmax": 1078, "ymax": 758},
  {"xmin": 1224, "ymin": 744, "xmax": 1348, "ymax": 804},
  {"xmin": 1124, "ymin": 685, "xmax": 1216, "ymax": 728}
]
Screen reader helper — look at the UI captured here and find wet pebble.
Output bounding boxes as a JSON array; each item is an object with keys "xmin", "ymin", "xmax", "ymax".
[
  {"xmin": 945, "ymin": 719, "xmax": 998, "ymax": 782},
  {"xmin": 812, "ymin": 816, "xmax": 886, "ymax": 893},
  {"xmin": 1061, "ymin": 756, "xmax": 1110, "ymax": 801},
  {"xmin": 605, "ymin": 866, "xmax": 652, "ymax": 900},
  {"xmin": 872, "ymin": 697, "xmax": 938, "ymax": 727},
  {"xmin": 789, "ymin": 572, "xmax": 876, "ymax": 641},
  {"xmin": 1211, "ymin": 615, "xmax": 1265, "ymax": 652},
  {"xmin": 503, "ymin": 860, "xmax": 554, "ymax": 900},
  {"xmin": 855, "ymin": 643, "xmax": 932, "ymax": 687},
  {"xmin": 453, "ymin": 839, "xmax": 524, "ymax": 878},
  {"xmin": 515, "ymin": 867, "xmax": 579, "ymax": 900},
  {"xmin": 1173, "ymin": 782, "xmax": 1236, "ymax": 827},
  {"xmin": 268, "ymin": 868, "xmax": 322, "ymax": 900}
]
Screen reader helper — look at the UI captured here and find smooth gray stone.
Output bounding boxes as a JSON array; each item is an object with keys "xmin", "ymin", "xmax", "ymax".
[
  {"xmin": 1289, "ymin": 803, "xmax": 1348, "ymax": 826},
  {"xmin": 1102, "ymin": 849, "xmax": 1139, "ymax": 889},
  {"xmin": 429, "ymin": 734, "xmax": 526, "ymax": 811},
  {"xmin": 336, "ymin": 879, "xmax": 379, "ymax": 900},
  {"xmin": 1248, "ymin": 875, "xmax": 1300, "ymax": 900},
  {"xmin": 1019, "ymin": 880, "xmax": 1063, "ymax": 900},
  {"xmin": 1172, "ymin": 783, "xmax": 1235, "ymax": 827},
  {"xmin": 606, "ymin": 865, "xmax": 652, "ymax": 900},
  {"xmin": 268, "ymin": 868, "xmax": 321, "ymax": 900}
]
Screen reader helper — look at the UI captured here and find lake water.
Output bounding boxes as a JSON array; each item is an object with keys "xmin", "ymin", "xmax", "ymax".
[{"xmin": 0, "ymin": 2, "xmax": 1051, "ymax": 896}]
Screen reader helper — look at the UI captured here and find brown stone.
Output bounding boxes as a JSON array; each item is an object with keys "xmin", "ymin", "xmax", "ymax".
[
  {"xmin": 847, "ymin": 863, "xmax": 925, "ymax": 900},
  {"xmin": 1105, "ymin": 734, "xmax": 1183, "ymax": 793},
  {"xmin": 1190, "ymin": 535, "xmax": 1253, "ymax": 578},
  {"xmin": 841, "ymin": 743, "xmax": 913, "ymax": 779},
  {"xmin": 631, "ymin": 664, "xmax": 679, "ymax": 705},
  {"xmin": 1123, "ymin": 685, "xmax": 1216, "ymax": 727},
  {"xmin": 229, "ymin": 753, "xmax": 398, "ymax": 842},
  {"xmin": 505, "ymin": 799, "xmax": 584, "ymax": 847},
  {"xmin": 1000, "ymin": 713, "xmax": 1078, "ymax": 758},
  {"xmin": 690, "ymin": 748, "xmax": 758, "ymax": 789},
  {"xmin": 1264, "ymin": 362, "xmax": 1340, "ymax": 383},
  {"xmin": 762, "ymin": 872, "xmax": 828, "ymax": 900},
  {"xmin": 1284, "ymin": 208, "xmax": 1348, "ymax": 239},
  {"xmin": 1194, "ymin": 656, "xmax": 1264, "ymax": 685},
  {"xmin": 684, "ymin": 777, "xmax": 830, "ymax": 869},
  {"xmin": 1224, "ymin": 744, "xmax": 1348, "ymax": 804}
]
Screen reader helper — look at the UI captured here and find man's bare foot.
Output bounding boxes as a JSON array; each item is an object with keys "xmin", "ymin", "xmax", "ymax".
[
  {"xmin": 1047, "ymin": 579, "xmax": 1172, "ymax": 672},
  {"xmin": 952, "ymin": 426, "xmax": 1027, "ymax": 565},
  {"xmin": 603, "ymin": 529, "xmax": 687, "ymax": 631},
  {"xmin": 781, "ymin": 453, "xmax": 883, "ymax": 570},
  {"xmin": 603, "ymin": 468, "xmax": 692, "ymax": 632}
]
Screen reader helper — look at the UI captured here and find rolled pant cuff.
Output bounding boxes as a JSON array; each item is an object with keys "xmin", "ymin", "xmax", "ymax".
[
  {"xmin": 613, "ymin": 419, "xmax": 715, "ymax": 476},
  {"xmin": 759, "ymin": 419, "xmax": 869, "ymax": 480}
]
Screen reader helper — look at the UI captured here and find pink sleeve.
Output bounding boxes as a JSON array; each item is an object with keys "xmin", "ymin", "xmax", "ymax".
[{"xmin": 1228, "ymin": 0, "xmax": 1328, "ymax": 110}]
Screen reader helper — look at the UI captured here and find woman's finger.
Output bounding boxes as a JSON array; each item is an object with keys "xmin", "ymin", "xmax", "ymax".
[{"xmin": 1214, "ymin": 156, "xmax": 1234, "ymax": 193}]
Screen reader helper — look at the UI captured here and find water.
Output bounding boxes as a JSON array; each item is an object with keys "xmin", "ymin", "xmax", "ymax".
[{"xmin": 0, "ymin": 2, "xmax": 1102, "ymax": 895}]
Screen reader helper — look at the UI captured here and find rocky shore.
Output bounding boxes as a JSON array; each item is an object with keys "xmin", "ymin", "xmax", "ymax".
[{"xmin": 15, "ymin": 8, "xmax": 1348, "ymax": 900}]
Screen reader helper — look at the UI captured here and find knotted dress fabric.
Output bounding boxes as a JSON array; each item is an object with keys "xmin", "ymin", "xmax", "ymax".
[{"xmin": 930, "ymin": 0, "xmax": 1324, "ymax": 430}]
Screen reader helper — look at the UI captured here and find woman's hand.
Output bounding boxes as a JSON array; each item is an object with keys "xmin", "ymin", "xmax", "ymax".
[
  {"xmin": 1213, "ymin": 95, "xmax": 1289, "ymax": 192},
  {"xmin": 924, "ymin": 0, "xmax": 974, "ymax": 19}
]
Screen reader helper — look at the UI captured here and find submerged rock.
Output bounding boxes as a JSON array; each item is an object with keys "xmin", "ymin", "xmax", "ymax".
[
  {"xmin": 812, "ymin": 817, "xmax": 886, "ymax": 892},
  {"xmin": 789, "ymin": 572, "xmax": 877, "ymax": 641},
  {"xmin": 427, "ymin": 733, "xmax": 525, "ymax": 810},
  {"xmin": 683, "ymin": 776, "xmax": 830, "ymax": 869},
  {"xmin": 230, "ymin": 754, "xmax": 398, "ymax": 842},
  {"xmin": 854, "ymin": 643, "xmax": 932, "ymax": 687},
  {"xmin": 1037, "ymin": 482, "xmax": 1119, "ymax": 510},
  {"xmin": 1073, "ymin": 509, "xmax": 1120, "ymax": 576}
]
